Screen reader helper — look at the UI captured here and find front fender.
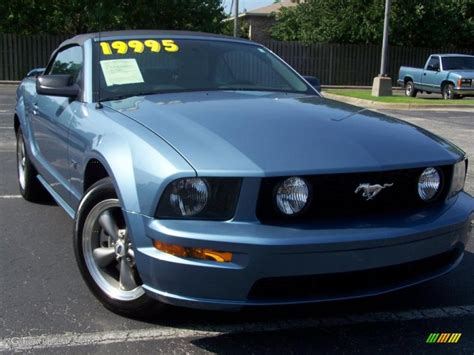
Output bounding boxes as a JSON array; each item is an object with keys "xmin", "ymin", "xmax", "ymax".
[{"xmin": 73, "ymin": 105, "xmax": 196, "ymax": 218}]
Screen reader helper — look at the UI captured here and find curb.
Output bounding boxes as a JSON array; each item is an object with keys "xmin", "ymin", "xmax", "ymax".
[
  {"xmin": 321, "ymin": 85, "xmax": 402, "ymax": 91},
  {"xmin": 323, "ymin": 92, "xmax": 474, "ymax": 111},
  {"xmin": 0, "ymin": 81, "xmax": 20, "ymax": 85}
]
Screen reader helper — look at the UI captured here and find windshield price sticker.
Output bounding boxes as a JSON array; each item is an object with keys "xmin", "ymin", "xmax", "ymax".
[
  {"xmin": 100, "ymin": 39, "xmax": 179, "ymax": 55},
  {"xmin": 100, "ymin": 58, "xmax": 144, "ymax": 86}
]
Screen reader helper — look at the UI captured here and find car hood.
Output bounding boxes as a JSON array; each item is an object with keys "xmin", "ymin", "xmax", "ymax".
[
  {"xmin": 105, "ymin": 91, "xmax": 463, "ymax": 176},
  {"xmin": 448, "ymin": 70, "xmax": 474, "ymax": 77}
]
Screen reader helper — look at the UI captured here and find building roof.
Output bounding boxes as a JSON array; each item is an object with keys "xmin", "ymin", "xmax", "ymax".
[
  {"xmin": 225, "ymin": 0, "xmax": 300, "ymax": 21},
  {"xmin": 244, "ymin": 0, "xmax": 299, "ymax": 16}
]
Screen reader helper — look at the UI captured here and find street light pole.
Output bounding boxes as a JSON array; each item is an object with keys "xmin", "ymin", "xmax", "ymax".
[
  {"xmin": 380, "ymin": 0, "xmax": 391, "ymax": 76},
  {"xmin": 371, "ymin": 0, "xmax": 393, "ymax": 96},
  {"xmin": 233, "ymin": 0, "xmax": 239, "ymax": 38}
]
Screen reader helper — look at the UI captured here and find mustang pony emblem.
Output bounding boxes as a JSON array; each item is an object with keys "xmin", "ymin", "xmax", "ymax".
[{"xmin": 355, "ymin": 183, "xmax": 394, "ymax": 200}]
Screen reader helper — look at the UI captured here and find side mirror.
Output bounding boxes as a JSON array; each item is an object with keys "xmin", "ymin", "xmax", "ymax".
[
  {"xmin": 36, "ymin": 74, "xmax": 80, "ymax": 98},
  {"xmin": 303, "ymin": 76, "xmax": 321, "ymax": 92},
  {"xmin": 26, "ymin": 68, "xmax": 45, "ymax": 78}
]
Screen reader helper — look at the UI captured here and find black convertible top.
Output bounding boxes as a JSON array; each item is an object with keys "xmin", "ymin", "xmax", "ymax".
[{"xmin": 59, "ymin": 30, "xmax": 249, "ymax": 47}]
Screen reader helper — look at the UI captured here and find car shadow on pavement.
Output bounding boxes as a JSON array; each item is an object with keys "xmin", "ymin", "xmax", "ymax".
[{"xmin": 189, "ymin": 316, "xmax": 471, "ymax": 354}]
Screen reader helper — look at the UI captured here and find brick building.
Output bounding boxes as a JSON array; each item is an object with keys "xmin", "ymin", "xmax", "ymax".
[{"xmin": 227, "ymin": 0, "xmax": 304, "ymax": 43}]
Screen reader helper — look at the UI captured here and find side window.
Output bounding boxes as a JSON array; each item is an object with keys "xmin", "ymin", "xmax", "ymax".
[
  {"xmin": 47, "ymin": 46, "xmax": 83, "ymax": 82},
  {"xmin": 426, "ymin": 56, "xmax": 440, "ymax": 71}
]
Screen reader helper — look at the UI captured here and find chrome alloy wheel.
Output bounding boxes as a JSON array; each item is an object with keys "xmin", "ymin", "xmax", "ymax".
[
  {"xmin": 445, "ymin": 86, "xmax": 453, "ymax": 99},
  {"xmin": 405, "ymin": 82, "xmax": 413, "ymax": 96},
  {"xmin": 82, "ymin": 199, "xmax": 144, "ymax": 301},
  {"xmin": 17, "ymin": 133, "xmax": 26, "ymax": 190}
]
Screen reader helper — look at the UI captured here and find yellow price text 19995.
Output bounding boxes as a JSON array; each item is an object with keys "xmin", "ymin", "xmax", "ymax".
[{"xmin": 99, "ymin": 39, "xmax": 179, "ymax": 55}]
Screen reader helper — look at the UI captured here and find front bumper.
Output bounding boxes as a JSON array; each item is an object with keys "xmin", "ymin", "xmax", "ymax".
[
  {"xmin": 128, "ymin": 192, "xmax": 473, "ymax": 310},
  {"xmin": 454, "ymin": 87, "xmax": 474, "ymax": 96},
  {"xmin": 396, "ymin": 81, "xmax": 474, "ymax": 96}
]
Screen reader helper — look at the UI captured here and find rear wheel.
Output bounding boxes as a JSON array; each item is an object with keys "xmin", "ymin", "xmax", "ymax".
[
  {"xmin": 74, "ymin": 178, "xmax": 164, "ymax": 317},
  {"xmin": 16, "ymin": 128, "xmax": 45, "ymax": 201},
  {"xmin": 405, "ymin": 80, "xmax": 417, "ymax": 97}
]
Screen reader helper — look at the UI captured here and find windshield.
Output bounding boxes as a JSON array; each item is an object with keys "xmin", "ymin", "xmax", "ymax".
[
  {"xmin": 442, "ymin": 56, "xmax": 474, "ymax": 70},
  {"xmin": 93, "ymin": 38, "xmax": 313, "ymax": 101}
]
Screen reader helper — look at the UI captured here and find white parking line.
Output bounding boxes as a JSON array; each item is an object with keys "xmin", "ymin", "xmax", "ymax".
[
  {"xmin": 0, "ymin": 304, "xmax": 472, "ymax": 351},
  {"xmin": 0, "ymin": 195, "xmax": 22, "ymax": 199}
]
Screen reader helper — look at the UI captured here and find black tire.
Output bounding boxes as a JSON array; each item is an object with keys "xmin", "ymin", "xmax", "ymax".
[
  {"xmin": 442, "ymin": 83, "xmax": 458, "ymax": 100},
  {"xmin": 74, "ymin": 177, "xmax": 165, "ymax": 318},
  {"xmin": 404, "ymin": 80, "xmax": 418, "ymax": 97},
  {"xmin": 16, "ymin": 128, "xmax": 46, "ymax": 202}
]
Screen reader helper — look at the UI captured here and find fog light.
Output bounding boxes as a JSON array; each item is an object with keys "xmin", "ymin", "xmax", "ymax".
[
  {"xmin": 154, "ymin": 241, "xmax": 232, "ymax": 262},
  {"xmin": 275, "ymin": 177, "xmax": 310, "ymax": 215},
  {"xmin": 418, "ymin": 167, "xmax": 441, "ymax": 201}
]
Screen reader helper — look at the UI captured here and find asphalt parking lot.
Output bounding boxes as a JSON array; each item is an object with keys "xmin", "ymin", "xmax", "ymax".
[{"xmin": 0, "ymin": 83, "xmax": 473, "ymax": 354}]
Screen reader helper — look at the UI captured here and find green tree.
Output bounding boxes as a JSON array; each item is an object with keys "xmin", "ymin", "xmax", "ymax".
[
  {"xmin": 271, "ymin": 0, "xmax": 474, "ymax": 48},
  {"xmin": 0, "ymin": 0, "xmax": 226, "ymax": 35}
]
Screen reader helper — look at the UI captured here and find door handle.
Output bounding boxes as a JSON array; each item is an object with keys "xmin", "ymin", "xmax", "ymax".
[
  {"xmin": 423, "ymin": 73, "xmax": 426, "ymax": 76},
  {"xmin": 32, "ymin": 104, "xmax": 39, "ymax": 116}
]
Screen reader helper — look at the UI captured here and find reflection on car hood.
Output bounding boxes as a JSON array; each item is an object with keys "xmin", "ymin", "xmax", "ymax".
[
  {"xmin": 448, "ymin": 70, "xmax": 474, "ymax": 77},
  {"xmin": 105, "ymin": 91, "xmax": 464, "ymax": 176}
]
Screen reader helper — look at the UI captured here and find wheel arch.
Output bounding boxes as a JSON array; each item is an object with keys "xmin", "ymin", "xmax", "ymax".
[
  {"xmin": 404, "ymin": 76, "xmax": 414, "ymax": 85},
  {"xmin": 80, "ymin": 152, "xmax": 126, "ymax": 209},
  {"xmin": 441, "ymin": 80, "xmax": 455, "ymax": 90},
  {"xmin": 83, "ymin": 158, "xmax": 110, "ymax": 193},
  {"xmin": 79, "ymin": 144, "xmax": 155, "ymax": 217}
]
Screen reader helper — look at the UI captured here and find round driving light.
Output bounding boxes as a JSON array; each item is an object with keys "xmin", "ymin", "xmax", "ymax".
[
  {"xmin": 169, "ymin": 178, "xmax": 208, "ymax": 216},
  {"xmin": 418, "ymin": 167, "xmax": 441, "ymax": 201},
  {"xmin": 275, "ymin": 177, "xmax": 310, "ymax": 215}
]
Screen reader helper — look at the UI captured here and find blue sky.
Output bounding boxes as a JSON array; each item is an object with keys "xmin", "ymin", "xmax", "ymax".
[{"xmin": 223, "ymin": 0, "xmax": 274, "ymax": 15}]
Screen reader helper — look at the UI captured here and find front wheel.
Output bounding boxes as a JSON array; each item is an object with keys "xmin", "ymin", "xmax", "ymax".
[
  {"xmin": 74, "ymin": 178, "xmax": 164, "ymax": 317},
  {"xmin": 442, "ymin": 83, "xmax": 458, "ymax": 100},
  {"xmin": 405, "ymin": 80, "xmax": 417, "ymax": 97}
]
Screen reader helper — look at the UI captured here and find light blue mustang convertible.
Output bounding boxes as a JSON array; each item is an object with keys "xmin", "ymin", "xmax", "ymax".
[{"xmin": 15, "ymin": 31, "xmax": 473, "ymax": 317}]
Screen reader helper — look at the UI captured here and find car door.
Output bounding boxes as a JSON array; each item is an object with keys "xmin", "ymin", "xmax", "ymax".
[
  {"xmin": 30, "ymin": 45, "xmax": 83, "ymax": 205},
  {"xmin": 422, "ymin": 56, "xmax": 442, "ymax": 93}
]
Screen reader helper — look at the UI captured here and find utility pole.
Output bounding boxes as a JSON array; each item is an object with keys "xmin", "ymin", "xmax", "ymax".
[
  {"xmin": 233, "ymin": 0, "xmax": 239, "ymax": 38},
  {"xmin": 371, "ymin": 0, "xmax": 392, "ymax": 96}
]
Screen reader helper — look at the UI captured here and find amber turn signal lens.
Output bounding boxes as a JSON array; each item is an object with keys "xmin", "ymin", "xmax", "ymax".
[{"xmin": 153, "ymin": 241, "xmax": 232, "ymax": 263}]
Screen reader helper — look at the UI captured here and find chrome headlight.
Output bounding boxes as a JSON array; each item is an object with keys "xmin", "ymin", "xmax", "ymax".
[
  {"xmin": 275, "ymin": 177, "xmax": 310, "ymax": 215},
  {"xmin": 448, "ymin": 160, "xmax": 467, "ymax": 198},
  {"xmin": 156, "ymin": 177, "xmax": 241, "ymax": 219},
  {"xmin": 168, "ymin": 178, "xmax": 208, "ymax": 216},
  {"xmin": 418, "ymin": 167, "xmax": 441, "ymax": 201}
]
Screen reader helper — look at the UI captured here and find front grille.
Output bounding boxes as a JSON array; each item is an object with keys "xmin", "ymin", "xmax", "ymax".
[
  {"xmin": 256, "ymin": 165, "xmax": 452, "ymax": 224},
  {"xmin": 247, "ymin": 248, "xmax": 462, "ymax": 301}
]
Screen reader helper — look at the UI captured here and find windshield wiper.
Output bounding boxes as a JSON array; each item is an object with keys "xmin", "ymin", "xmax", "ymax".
[
  {"xmin": 217, "ymin": 87, "xmax": 299, "ymax": 93},
  {"xmin": 101, "ymin": 91, "xmax": 162, "ymax": 102}
]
